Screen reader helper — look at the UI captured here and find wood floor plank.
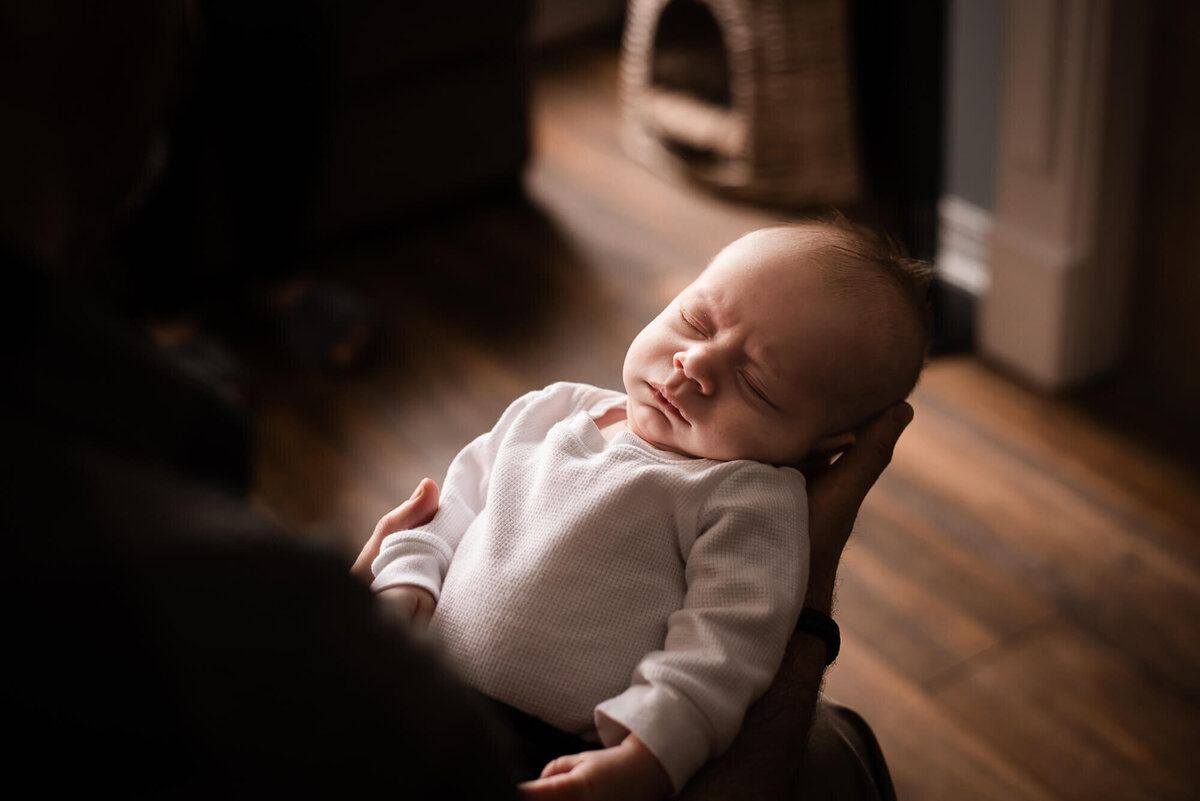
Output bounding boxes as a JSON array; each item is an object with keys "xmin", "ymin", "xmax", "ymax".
[
  {"xmin": 532, "ymin": 118, "xmax": 772, "ymax": 270},
  {"xmin": 825, "ymin": 630, "xmax": 1060, "ymax": 801},
  {"xmin": 530, "ymin": 56, "xmax": 777, "ymax": 265},
  {"xmin": 837, "ymin": 465, "xmax": 1056, "ymax": 686},
  {"xmin": 918, "ymin": 358, "xmax": 1200, "ymax": 551},
  {"xmin": 856, "ymin": 475, "xmax": 1055, "ymax": 647},
  {"xmin": 252, "ymin": 397, "xmax": 400, "ymax": 549},
  {"xmin": 932, "ymin": 621, "xmax": 1200, "ymax": 801},
  {"xmin": 895, "ymin": 378, "xmax": 1200, "ymax": 699},
  {"xmin": 836, "ymin": 542, "xmax": 1013, "ymax": 683}
]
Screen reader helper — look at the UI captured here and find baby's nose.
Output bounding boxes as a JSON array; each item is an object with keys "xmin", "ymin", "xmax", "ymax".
[{"xmin": 674, "ymin": 349, "xmax": 714, "ymax": 394}]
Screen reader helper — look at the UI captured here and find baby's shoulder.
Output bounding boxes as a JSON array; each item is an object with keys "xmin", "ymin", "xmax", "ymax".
[
  {"xmin": 658, "ymin": 454, "xmax": 805, "ymax": 484},
  {"xmin": 688, "ymin": 459, "xmax": 807, "ymax": 515},
  {"xmin": 708, "ymin": 458, "xmax": 806, "ymax": 490}
]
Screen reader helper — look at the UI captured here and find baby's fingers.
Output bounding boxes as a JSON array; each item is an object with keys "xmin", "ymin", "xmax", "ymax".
[
  {"xmin": 540, "ymin": 753, "xmax": 587, "ymax": 779},
  {"xmin": 521, "ymin": 762, "xmax": 589, "ymax": 801}
]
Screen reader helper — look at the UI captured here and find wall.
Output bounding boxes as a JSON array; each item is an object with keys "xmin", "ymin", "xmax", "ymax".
[
  {"xmin": 934, "ymin": 0, "xmax": 1003, "ymax": 346},
  {"xmin": 943, "ymin": 0, "xmax": 1004, "ymax": 212},
  {"xmin": 1128, "ymin": 0, "xmax": 1200, "ymax": 430}
]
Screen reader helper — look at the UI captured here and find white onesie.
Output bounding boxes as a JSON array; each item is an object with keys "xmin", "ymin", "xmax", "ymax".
[{"xmin": 371, "ymin": 382, "xmax": 808, "ymax": 790}]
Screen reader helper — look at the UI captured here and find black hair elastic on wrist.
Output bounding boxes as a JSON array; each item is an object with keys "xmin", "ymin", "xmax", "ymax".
[{"xmin": 795, "ymin": 607, "xmax": 841, "ymax": 666}]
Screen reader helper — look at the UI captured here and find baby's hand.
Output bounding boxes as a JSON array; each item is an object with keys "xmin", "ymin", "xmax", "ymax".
[
  {"xmin": 519, "ymin": 734, "xmax": 671, "ymax": 801},
  {"xmin": 376, "ymin": 585, "xmax": 437, "ymax": 628}
]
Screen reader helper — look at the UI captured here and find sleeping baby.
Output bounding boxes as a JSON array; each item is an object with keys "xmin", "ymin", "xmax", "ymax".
[{"xmin": 371, "ymin": 219, "xmax": 931, "ymax": 798}]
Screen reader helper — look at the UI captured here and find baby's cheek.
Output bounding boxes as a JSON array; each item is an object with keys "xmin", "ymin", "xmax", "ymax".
[
  {"xmin": 686, "ymin": 427, "xmax": 729, "ymax": 461},
  {"xmin": 629, "ymin": 403, "xmax": 663, "ymax": 440},
  {"xmin": 705, "ymin": 419, "xmax": 758, "ymax": 461}
]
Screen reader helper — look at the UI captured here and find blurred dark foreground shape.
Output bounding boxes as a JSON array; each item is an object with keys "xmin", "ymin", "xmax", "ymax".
[{"xmin": 1, "ymin": 0, "xmax": 531, "ymax": 794}]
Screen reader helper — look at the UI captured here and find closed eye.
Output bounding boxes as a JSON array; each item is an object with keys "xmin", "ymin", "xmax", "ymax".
[
  {"xmin": 680, "ymin": 307, "xmax": 707, "ymax": 337},
  {"xmin": 741, "ymin": 371, "xmax": 778, "ymax": 409}
]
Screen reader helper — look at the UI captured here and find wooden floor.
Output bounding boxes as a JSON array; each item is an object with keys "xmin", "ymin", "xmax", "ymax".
[{"xmin": 247, "ymin": 44, "xmax": 1200, "ymax": 801}]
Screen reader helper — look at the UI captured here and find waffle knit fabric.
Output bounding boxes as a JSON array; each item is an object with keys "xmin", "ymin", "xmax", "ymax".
[{"xmin": 372, "ymin": 382, "xmax": 808, "ymax": 790}]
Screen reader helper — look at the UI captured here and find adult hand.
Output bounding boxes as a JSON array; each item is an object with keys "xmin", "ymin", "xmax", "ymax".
[
  {"xmin": 350, "ymin": 477, "xmax": 440, "ymax": 583},
  {"xmin": 802, "ymin": 402, "xmax": 913, "ymax": 611}
]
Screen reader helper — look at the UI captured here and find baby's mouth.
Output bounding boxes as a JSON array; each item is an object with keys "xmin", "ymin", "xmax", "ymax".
[{"xmin": 650, "ymin": 383, "xmax": 690, "ymax": 424}]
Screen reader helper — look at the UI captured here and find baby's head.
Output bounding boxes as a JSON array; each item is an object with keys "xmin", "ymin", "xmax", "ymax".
[{"xmin": 622, "ymin": 220, "xmax": 932, "ymax": 465}]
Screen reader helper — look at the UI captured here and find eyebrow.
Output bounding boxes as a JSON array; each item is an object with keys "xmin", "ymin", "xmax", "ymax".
[{"xmin": 683, "ymin": 291, "xmax": 716, "ymax": 328}]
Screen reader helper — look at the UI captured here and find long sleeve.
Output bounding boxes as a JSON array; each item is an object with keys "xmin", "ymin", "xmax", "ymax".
[
  {"xmin": 593, "ymin": 467, "xmax": 808, "ymax": 792},
  {"xmin": 370, "ymin": 387, "xmax": 550, "ymax": 598}
]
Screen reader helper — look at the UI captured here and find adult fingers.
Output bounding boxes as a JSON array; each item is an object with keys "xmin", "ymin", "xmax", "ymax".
[
  {"xmin": 375, "ymin": 478, "xmax": 440, "ymax": 537},
  {"xmin": 811, "ymin": 402, "xmax": 912, "ymax": 511},
  {"xmin": 802, "ymin": 403, "xmax": 913, "ymax": 610},
  {"xmin": 804, "ymin": 402, "xmax": 912, "ymax": 569},
  {"xmin": 349, "ymin": 478, "xmax": 440, "ymax": 582}
]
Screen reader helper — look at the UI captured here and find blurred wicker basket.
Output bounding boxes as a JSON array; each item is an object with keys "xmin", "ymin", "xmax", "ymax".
[{"xmin": 620, "ymin": 0, "xmax": 860, "ymax": 206}]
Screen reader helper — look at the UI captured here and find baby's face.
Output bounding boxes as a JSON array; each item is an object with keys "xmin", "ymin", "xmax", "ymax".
[{"xmin": 622, "ymin": 230, "xmax": 881, "ymax": 464}]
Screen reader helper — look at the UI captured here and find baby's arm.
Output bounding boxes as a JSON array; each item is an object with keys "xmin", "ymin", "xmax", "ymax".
[
  {"xmin": 591, "ymin": 469, "xmax": 808, "ymax": 793},
  {"xmin": 370, "ymin": 403, "xmax": 515, "ymax": 597},
  {"xmin": 359, "ymin": 481, "xmax": 442, "ymax": 628},
  {"xmin": 376, "ymin": 585, "xmax": 437, "ymax": 627},
  {"xmin": 371, "ymin": 386, "xmax": 573, "ymax": 602},
  {"xmin": 521, "ymin": 471, "xmax": 805, "ymax": 800}
]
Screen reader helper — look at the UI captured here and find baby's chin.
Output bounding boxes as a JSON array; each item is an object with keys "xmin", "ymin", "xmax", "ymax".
[
  {"xmin": 625, "ymin": 400, "xmax": 806, "ymax": 464},
  {"xmin": 632, "ymin": 429, "xmax": 694, "ymax": 459},
  {"xmin": 642, "ymin": 431, "xmax": 765, "ymax": 463},
  {"xmin": 682, "ymin": 439, "xmax": 811, "ymax": 466},
  {"xmin": 624, "ymin": 409, "xmax": 697, "ymax": 458}
]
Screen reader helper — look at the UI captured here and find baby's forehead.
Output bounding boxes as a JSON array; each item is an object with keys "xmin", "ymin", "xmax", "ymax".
[
  {"xmin": 698, "ymin": 240, "xmax": 863, "ymax": 309},
  {"xmin": 711, "ymin": 226, "xmax": 821, "ymax": 268}
]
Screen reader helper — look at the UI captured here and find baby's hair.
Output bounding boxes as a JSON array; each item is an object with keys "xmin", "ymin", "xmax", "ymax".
[{"xmin": 765, "ymin": 214, "xmax": 935, "ymax": 407}]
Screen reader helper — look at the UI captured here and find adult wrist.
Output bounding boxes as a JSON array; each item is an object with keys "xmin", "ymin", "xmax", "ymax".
[
  {"xmin": 794, "ymin": 607, "xmax": 840, "ymax": 666},
  {"xmin": 803, "ymin": 565, "xmax": 838, "ymax": 614}
]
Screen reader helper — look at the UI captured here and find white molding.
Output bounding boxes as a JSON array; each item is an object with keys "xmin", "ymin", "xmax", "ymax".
[
  {"xmin": 936, "ymin": 194, "xmax": 993, "ymax": 296},
  {"xmin": 979, "ymin": 0, "xmax": 1149, "ymax": 390}
]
